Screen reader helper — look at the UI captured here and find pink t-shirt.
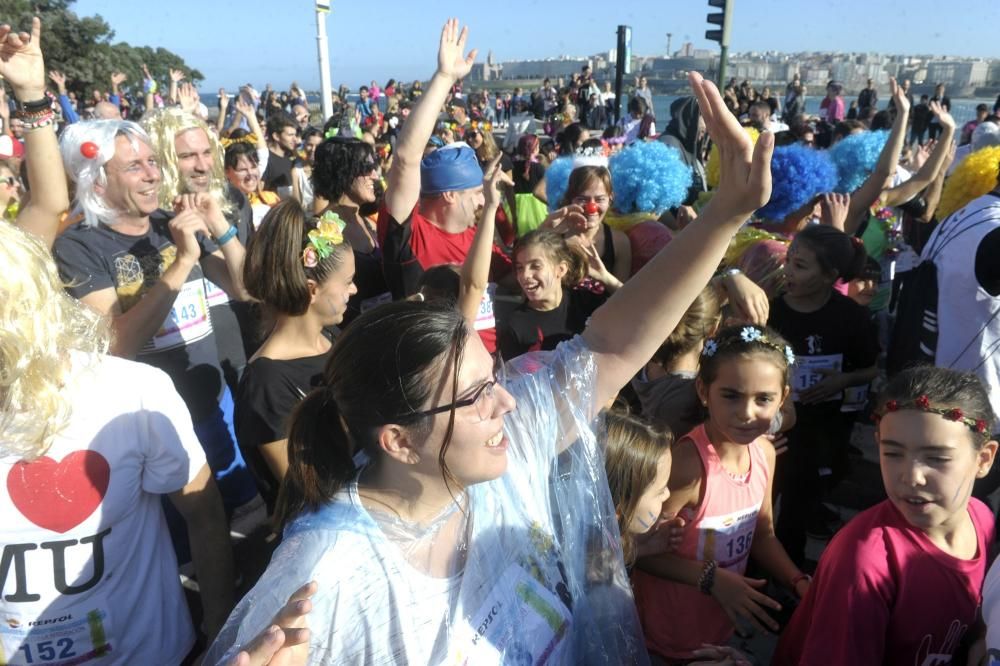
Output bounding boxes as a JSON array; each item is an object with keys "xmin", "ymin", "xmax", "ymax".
[
  {"xmin": 825, "ymin": 96, "xmax": 845, "ymax": 123},
  {"xmin": 632, "ymin": 425, "xmax": 769, "ymax": 659},
  {"xmin": 774, "ymin": 498, "xmax": 995, "ymax": 666}
]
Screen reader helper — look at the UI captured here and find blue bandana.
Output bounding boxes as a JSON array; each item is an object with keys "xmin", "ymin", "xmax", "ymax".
[{"xmin": 420, "ymin": 143, "xmax": 482, "ymax": 195}]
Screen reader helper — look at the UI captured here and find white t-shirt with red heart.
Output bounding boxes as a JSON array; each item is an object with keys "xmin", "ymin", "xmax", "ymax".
[{"xmin": 0, "ymin": 352, "xmax": 206, "ymax": 666}]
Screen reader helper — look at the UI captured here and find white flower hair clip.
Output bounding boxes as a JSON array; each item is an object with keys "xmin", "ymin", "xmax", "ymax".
[
  {"xmin": 702, "ymin": 340, "xmax": 719, "ymax": 357},
  {"xmin": 740, "ymin": 326, "xmax": 763, "ymax": 343},
  {"xmin": 784, "ymin": 345, "xmax": 796, "ymax": 366}
]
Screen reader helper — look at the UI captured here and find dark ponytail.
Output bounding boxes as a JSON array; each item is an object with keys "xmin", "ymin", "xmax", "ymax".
[
  {"xmin": 794, "ymin": 224, "xmax": 868, "ymax": 281},
  {"xmin": 275, "ymin": 300, "xmax": 469, "ymax": 527},
  {"xmin": 274, "ymin": 389, "xmax": 355, "ymax": 527}
]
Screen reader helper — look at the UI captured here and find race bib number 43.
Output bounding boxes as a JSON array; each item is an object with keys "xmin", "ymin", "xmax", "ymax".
[
  {"xmin": 0, "ymin": 603, "xmax": 112, "ymax": 665},
  {"xmin": 143, "ymin": 279, "xmax": 212, "ymax": 353}
]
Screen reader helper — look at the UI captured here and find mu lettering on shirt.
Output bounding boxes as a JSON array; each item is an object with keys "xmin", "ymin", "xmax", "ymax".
[{"xmin": 0, "ymin": 354, "xmax": 206, "ymax": 665}]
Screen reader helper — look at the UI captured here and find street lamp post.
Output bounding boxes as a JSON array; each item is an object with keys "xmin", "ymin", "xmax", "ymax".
[{"xmin": 315, "ymin": 0, "xmax": 333, "ymax": 121}]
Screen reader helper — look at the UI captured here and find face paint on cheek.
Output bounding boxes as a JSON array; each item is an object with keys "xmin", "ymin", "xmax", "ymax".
[
  {"xmin": 952, "ymin": 474, "xmax": 974, "ymax": 505},
  {"xmin": 636, "ymin": 510, "xmax": 658, "ymax": 530}
]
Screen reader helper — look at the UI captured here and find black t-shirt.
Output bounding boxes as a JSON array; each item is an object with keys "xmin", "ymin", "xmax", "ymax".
[
  {"xmin": 262, "ymin": 150, "xmax": 294, "ymax": 192},
  {"xmin": 498, "ymin": 287, "xmax": 607, "ymax": 359},
  {"xmin": 513, "ymin": 161, "xmax": 546, "ymax": 195},
  {"xmin": 235, "ymin": 350, "xmax": 330, "ymax": 509},
  {"xmin": 768, "ymin": 291, "xmax": 879, "ymax": 407},
  {"xmin": 53, "ymin": 211, "xmax": 225, "ymax": 421}
]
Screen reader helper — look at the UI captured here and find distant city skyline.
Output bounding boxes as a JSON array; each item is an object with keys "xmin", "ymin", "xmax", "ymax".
[{"xmin": 73, "ymin": 0, "xmax": 1000, "ymax": 90}]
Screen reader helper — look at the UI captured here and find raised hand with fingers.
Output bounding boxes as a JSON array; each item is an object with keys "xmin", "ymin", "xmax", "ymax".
[
  {"xmin": 47, "ymin": 69, "xmax": 67, "ymax": 94},
  {"xmin": 0, "ymin": 16, "xmax": 45, "ymax": 100},
  {"xmin": 436, "ymin": 18, "xmax": 477, "ymax": 82},
  {"xmin": 689, "ymin": 71, "xmax": 773, "ymax": 223},
  {"xmin": 177, "ymin": 81, "xmax": 199, "ymax": 114},
  {"xmin": 482, "ymin": 153, "xmax": 512, "ymax": 211},
  {"xmin": 169, "ymin": 67, "xmax": 185, "ymax": 83},
  {"xmin": 110, "ymin": 71, "xmax": 126, "ymax": 88},
  {"xmin": 928, "ymin": 99, "xmax": 955, "ymax": 130},
  {"xmin": 235, "ymin": 96, "xmax": 256, "ymax": 120},
  {"xmin": 225, "ymin": 581, "xmax": 317, "ymax": 666},
  {"xmin": 819, "ymin": 192, "xmax": 851, "ymax": 231},
  {"xmin": 888, "ymin": 77, "xmax": 909, "ymax": 119}
]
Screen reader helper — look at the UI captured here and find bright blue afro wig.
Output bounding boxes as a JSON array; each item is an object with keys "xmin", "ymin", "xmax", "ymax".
[
  {"xmin": 609, "ymin": 142, "xmax": 693, "ymax": 214},
  {"xmin": 756, "ymin": 144, "xmax": 838, "ymax": 221},
  {"xmin": 828, "ymin": 130, "xmax": 889, "ymax": 193},
  {"xmin": 544, "ymin": 156, "xmax": 575, "ymax": 212}
]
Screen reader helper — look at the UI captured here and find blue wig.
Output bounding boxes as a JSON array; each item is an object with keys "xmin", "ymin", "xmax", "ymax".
[
  {"xmin": 756, "ymin": 144, "xmax": 838, "ymax": 221},
  {"xmin": 828, "ymin": 130, "xmax": 889, "ymax": 193},
  {"xmin": 609, "ymin": 142, "xmax": 693, "ymax": 214},
  {"xmin": 544, "ymin": 156, "xmax": 575, "ymax": 212}
]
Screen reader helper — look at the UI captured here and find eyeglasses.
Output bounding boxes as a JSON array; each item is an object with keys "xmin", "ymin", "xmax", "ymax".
[
  {"xmin": 0, "ymin": 177, "xmax": 17, "ymax": 187},
  {"xmin": 406, "ymin": 354, "xmax": 505, "ymax": 423}
]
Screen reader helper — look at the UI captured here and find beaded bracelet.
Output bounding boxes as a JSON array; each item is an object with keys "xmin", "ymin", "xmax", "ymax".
[
  {"xmin": 698, "ymin": 559, "xmax": 718, "ymax": 595},
  {"xmin": 21, "ymin": 113, "xmax": 55, "ymax": 131}
]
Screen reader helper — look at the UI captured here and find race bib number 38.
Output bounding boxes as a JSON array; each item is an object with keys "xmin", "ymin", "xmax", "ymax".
[{"xmin": 0, "ymin": 603, "xmax": 112, "ymax": 665}]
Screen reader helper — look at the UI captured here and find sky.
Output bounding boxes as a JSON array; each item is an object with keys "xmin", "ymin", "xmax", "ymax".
[{"xmin": 73, "ymin": 0, "xmax": 999, "ymax": 91}]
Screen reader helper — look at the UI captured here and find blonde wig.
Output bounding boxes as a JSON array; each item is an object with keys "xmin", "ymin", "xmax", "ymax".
[
  {"xmin": 60, "ymin": 119, "xmax": 152, "ymax": 227},
  {"xmin": 937, "ymin": 145, "xmax": 1000, "ymax": 220},
  {"xmin": 0, "ymin": 222, "xmax": 111, "ymax": 459},
  {"xmin": 142, "ymin": 107, "xmax": 232, "ymax": 216}
]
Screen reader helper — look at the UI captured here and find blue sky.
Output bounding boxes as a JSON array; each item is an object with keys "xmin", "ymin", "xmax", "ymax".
[{"xmin": 74, "ymin": 0, "xmax": 998, "ymax": 91}]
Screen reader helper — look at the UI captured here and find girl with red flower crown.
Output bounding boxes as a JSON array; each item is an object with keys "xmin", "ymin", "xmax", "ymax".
[{"xmin": 776, "ymin": 365, "xmax": 999, "ymax": 665}]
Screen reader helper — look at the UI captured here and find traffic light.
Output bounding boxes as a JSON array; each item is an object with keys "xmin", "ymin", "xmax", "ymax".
[{"xmin": 705, "ymin": 0, "xmax": 732, "ymax": 45}]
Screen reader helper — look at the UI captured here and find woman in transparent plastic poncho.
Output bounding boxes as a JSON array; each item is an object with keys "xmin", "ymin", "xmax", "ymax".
[{"xmin": 206, "ymin": 30, "xmax": 776, "ymax": 666}]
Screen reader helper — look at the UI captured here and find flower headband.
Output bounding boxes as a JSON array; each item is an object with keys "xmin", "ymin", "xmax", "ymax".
[
  {"xmin": 872, "ymin": 395, "xmax": 990, "ymax": 436},
  {"xmin": 302, "ymin": 211, "xmax": 347, "ymax": 268},
  {"xmin": 220, "ymin": 134, "xmax": 258, "ymax": 149},
  {"xmin": 702, "ymin": 326, "xmax": 796, "ymax": 367}
]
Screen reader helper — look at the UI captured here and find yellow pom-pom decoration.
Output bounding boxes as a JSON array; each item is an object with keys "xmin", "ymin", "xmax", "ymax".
[
  {"xmin": 937, "ymin": 145, "xmax": 1000, "ymax": 220},
  {"xmin": 706, "ymin": 126, "xmax": 760, "ymax": 189}
]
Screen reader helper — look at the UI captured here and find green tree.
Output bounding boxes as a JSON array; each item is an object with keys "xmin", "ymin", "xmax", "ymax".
[{"xmin": 0, "ymin": 0, "xmax": 202, "ymax": 99}]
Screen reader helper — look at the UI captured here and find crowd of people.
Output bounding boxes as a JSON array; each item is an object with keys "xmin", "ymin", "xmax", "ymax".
[{"xmin": 3, "ymin": 13, "xmax": 1000, "ymax": 666}]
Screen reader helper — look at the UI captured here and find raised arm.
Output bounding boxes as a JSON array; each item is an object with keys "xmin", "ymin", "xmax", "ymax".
[
  {"xmin": 582, "ymin": 72, "xmax": 774, "ymax": 413},
  {"xmin": 48, "ymin": 69, "xmax": 79, "ymax": 124},
  {"xmin": 383, "ymin": 18, "xmax": 477, "ymax": 220},
  {"xmin": 0, "ymin": 17, "xmax": 68, "ymax": 248},
  {"xmin": 235, "ymin": 96, "xmax": 267, "ymax": 152},
  {"xmin": 109, "ymin": 70, "xmax": 126, "ymax": 107},
  {"xmin": 168, "ymin": 67, "xmax": 184, "ymax": 105},
  {"xmin": 458, "ymin": 154, "xmax": 508, "ymax": 322},
  {"xmin": 216, "ymin": 89, "xmax": 230, "ymax": 134},
  {"xmin": 882, "ymin": 102, "xmax": 956, "ymax": 208},
  {"xmin": 844, "ymin": 78, "xmax": 910, "ymax": 235}
]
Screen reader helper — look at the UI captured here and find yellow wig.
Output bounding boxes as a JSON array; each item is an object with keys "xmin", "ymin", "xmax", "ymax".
[
  {"xmin": 937, "ymin": 145, "xmax": 1000, "ymax": 219},
  {"xmin": 142, "ymin": 107, "xmax": 233, "ymax": 216},
  {"xmin": 0, "ymin": 222, "xmax": 111, "ymax": 459}
]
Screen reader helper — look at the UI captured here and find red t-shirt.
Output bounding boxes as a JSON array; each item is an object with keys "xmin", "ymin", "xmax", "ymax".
[
  {"xmin": 378, "ymin": 204, "xmax": 511, "ymax": 352},
  {"xmin": 773, "ymin": 498, "xmax": 995, "ymax": 666}
]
